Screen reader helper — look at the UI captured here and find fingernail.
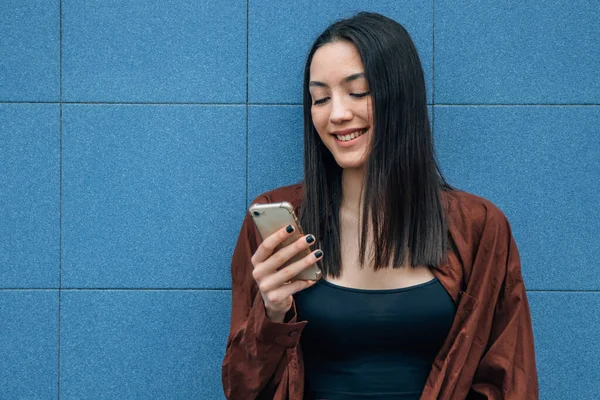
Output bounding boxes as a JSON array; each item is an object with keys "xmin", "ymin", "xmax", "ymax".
[
  {"xmin": 315, "ymin": 250, "xmax": 323, "ymax": 258},
  {"xmin": 286, "ymin": 225, "xmax": 294, "ymax": 233},
  {"xmin": 306, "ymin": 235, "xmax": 315, "ymax": 244}
]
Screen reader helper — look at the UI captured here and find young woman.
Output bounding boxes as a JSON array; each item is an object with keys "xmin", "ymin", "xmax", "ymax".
[{"xmin": 222, "ymin": 12, "xmax": 538, "ymax": 400}]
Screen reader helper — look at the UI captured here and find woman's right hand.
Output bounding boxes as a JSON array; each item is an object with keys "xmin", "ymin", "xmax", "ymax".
[{"xmin": 251, "ymin": 224, "xmax": 323, "ymax": 323}]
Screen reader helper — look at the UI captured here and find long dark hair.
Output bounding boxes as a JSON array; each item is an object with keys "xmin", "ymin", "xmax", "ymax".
[{"xmin": 299, "ymin": 12, "xmax": 452, "ymax": 277}]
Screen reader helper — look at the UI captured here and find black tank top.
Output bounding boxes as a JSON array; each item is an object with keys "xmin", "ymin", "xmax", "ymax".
[{"xmin": 294, "ymin": 276, "xmax": 456, "ymax": 400}]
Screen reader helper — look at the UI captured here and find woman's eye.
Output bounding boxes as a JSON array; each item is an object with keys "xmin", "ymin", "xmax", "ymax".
[
  {"xmin": 350, "ymin": 91, "xmax": 370, "ymax": 98},
  {"xmin": 313, "ymin": 97, "xmax": 329, "ymax": 105}
]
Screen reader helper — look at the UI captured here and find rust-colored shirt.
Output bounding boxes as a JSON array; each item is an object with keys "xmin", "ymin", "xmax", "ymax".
[{"xmin": 222, "ymin": 184, "xmax": 539, "ymax": 399}]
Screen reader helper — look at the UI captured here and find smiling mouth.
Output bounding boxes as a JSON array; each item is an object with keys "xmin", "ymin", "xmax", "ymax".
[{"xmin": 335, "ymin": 128, "xmax": 368, "ymax": 142}]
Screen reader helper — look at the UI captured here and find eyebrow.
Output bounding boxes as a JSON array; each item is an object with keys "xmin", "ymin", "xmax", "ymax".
[{"xmin": 309, "ymin": 72, "xmax": 366, "ymax": 88}]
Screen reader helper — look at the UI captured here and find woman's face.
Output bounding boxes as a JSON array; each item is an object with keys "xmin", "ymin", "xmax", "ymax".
[{"xmin": 309, "ymin": 41, "xmax": 373, "ymax": 170}]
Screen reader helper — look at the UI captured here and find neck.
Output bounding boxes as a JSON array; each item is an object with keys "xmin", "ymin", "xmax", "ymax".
[{"xmin": 341, "ymin": 167, "xmax": 365, "ymax": 216}]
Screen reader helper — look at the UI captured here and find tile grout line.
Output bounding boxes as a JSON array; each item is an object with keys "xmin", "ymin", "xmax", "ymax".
[
  {"xmin": 526, "ymin": 290, "xmax": 600, "ymax": 293},
  {"xmin": 431, "ymin": 0, "xmax": 435, "ymax": 130},
  {"xmin": 0, "ymin": 287, "xmax": 598, "ymax": 292},
  {"xmin": 1, "ymin": 101, "xmax": 600, "ymax": 106},
  {"xmin": 0, "ymin": 288, "xmax": 234, "ymax": 291},
  {"xmin": 245, "ymin": 0, "xmax": 249, "ymax": 206},
  {"xmin": 58, "ymin": 288, "xmax": 236, "ymax": 291},
  {"xmin": 431, "ymin": 103, "xmax": 600, "ymax": 107},
  {"xmin": 58, "ymin": 0, "xmax": 63, "ymax": 397}
]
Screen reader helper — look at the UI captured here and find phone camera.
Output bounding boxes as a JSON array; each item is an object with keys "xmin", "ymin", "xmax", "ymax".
[{"xmin": 253, "ymin": 211, "xmax": 260, "ymax": 217}]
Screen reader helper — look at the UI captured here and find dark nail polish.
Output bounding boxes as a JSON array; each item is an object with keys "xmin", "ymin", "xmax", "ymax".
[
  {"xmin": 315, "ymin": 250, "xmax": 323, "ymax": 258},
  {"xmin": 306, "ymin": 235, "xmax": 315, "ymax": 244},
  {"xmin": 286, "ymin": 225, "xmax": 294, "ymax": 233}
]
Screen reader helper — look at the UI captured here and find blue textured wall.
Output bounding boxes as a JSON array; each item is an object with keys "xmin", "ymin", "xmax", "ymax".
[{"xmin": 1, "ymin": 0, "xmax": 598, "ymax": 398}]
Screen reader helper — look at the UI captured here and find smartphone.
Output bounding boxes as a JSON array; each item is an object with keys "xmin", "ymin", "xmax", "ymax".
[{"xmin": 249, "ymin": 201, "xmax": 322, "ymax": 281}]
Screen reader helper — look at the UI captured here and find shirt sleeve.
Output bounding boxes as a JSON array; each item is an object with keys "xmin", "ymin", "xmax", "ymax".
[
  {"xmin": 468, "ymin": 215, "xmax": 539, "ymax": 399},
  {"xmin": 221, "ymin": 209, "xmax": 307, "ymax": 400}
]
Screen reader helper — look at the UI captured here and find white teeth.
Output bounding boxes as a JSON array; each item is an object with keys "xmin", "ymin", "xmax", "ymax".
[{"xmin": 336, "ymin": 128, "xmax": 367, "ymax": 142}]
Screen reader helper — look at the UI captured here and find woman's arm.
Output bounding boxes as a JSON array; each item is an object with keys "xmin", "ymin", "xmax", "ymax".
[
  {"xmin": 468, "ymin": 218, "xmax": 539, "ymax": 399},
  {"xmin": 222, "ymin": 211, "xmax": 307, "ymax": 399}
]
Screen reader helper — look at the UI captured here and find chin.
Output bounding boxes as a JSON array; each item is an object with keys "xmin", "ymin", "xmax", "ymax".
[{"xmin": 335, "ymin": 157, "xmax": 367, "ymax": 170}]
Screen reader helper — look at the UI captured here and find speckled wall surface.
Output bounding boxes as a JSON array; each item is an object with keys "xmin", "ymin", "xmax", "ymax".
[{"xmin": 1, "ymin": 1, "xmax": 598, "ymax": 398}]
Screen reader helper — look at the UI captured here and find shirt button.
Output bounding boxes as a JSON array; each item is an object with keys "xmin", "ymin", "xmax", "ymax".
[{"xmin": 289, "ymin": 330, "xmax": 298, "ymax": 337}]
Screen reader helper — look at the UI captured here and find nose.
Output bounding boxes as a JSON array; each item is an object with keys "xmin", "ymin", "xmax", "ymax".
[{"xmin": 329, "ymin": 96, "xmax": 352, "ymax": 124}]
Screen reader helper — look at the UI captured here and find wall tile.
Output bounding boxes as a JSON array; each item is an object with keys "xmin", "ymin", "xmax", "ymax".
[
  {"xmin": 434, "ymin": 0, "xmax": 600, "ymax": 104},
  {"xmin": 60, "ymin": 290, "xmax": 230, "ymax": 399},
  {"xmin": 434, "ymin": 106, "xmax": 600, "ymax": 290},
  {"xmin": 249, "ymin": 0, "xmax": 432, "ymax": 103},
  {"xmin": 248, "ymin": 106, "xmax": 304, "ymax": 201},
  {"xmin": 62, "ymin": 105, "xmax": 245, "ymax": 288},
  {"xmin": 0, "ymin": 104, "xmax": 60, "ymax": 288},
  {"xmin": 0, "ymin": 1, "xmax": 59, "ymax": 101},
  {"xmin": 62, "ymin": 0, "xmax": 246, "ymax": 102},
  {"xmin": 0, "ymin": 291, "xmax": 58, "ymax": 399},
  {"xmin": 529, "ymin": 292, "xmax": 600, "ymax": 399}
]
